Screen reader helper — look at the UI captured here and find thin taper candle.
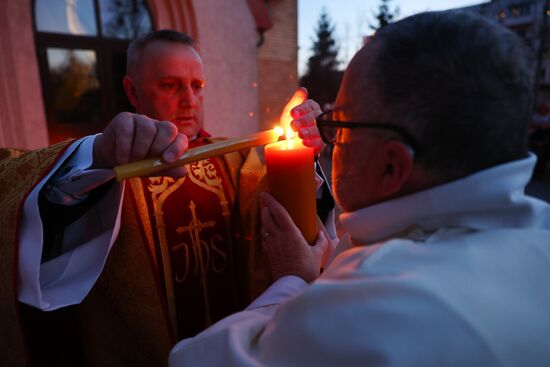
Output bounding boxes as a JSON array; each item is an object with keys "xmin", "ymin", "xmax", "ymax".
[{"xmin": 114, "ymin": 129, "xmax": 282, "ymax": 181}]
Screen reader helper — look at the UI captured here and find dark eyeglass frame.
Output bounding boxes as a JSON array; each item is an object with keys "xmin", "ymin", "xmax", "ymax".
[{"xmin": 315, "ymin": 110, "xmax": 421, "ymax": 154}]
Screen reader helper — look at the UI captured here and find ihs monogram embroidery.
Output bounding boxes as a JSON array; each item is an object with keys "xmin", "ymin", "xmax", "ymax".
[{"xmin": 146, "ymin": 158, "xmax": 233, "ymax": 326}]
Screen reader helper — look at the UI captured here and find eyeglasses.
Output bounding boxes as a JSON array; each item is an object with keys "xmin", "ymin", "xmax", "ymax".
[{"xmin": 315, "ymin": 109, "xmax": 421, "ymax": 154}]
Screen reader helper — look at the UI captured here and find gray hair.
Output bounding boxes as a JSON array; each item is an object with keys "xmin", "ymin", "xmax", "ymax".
[
  {"xmin": 365, "ymin": 10, "xmax": 534, "ymax": 177},
  {"xmin": 126, "ymin": 29, "xmax": 195, "ymax": 76}
]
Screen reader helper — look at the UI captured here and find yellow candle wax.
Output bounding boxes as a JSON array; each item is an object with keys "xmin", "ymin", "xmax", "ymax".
[{"xmin": 114, "ymin": 129, "xmax": 281, "ymax": 181}]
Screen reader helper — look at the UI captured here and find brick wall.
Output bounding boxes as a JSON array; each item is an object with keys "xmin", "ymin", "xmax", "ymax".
[{"xmin": 258, "ymin": 0, "xmax": 298, "ymax": 129}]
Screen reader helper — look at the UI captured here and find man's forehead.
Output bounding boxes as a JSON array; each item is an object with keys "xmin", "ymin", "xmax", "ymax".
[
  {"xmin": 137, "ymin": 41, "xmax": 204, "ymax": 76},
  {"xmin": 142, "ymin": 41, "xmax": 201, "ymax": 63}
]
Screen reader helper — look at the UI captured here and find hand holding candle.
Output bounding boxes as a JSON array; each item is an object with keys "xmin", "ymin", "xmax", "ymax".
[
  {"xmin": 260, "ymin": 192, "xmax": 330, "ymax": 282},
  {"xmin": 114, "ymin": 128, "xmax": 282, "ymax": 181},
  {"xmin": 94, "ymin": 112, "xmax": 189, "ymax": 178},
  {"xmin": 264, "ymin": 89, "xmax": 318, "ymax": 245}
]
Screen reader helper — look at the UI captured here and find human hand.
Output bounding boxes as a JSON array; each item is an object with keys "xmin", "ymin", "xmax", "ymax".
[
  {"xmin": 93, "ymin": 112, "xmax": 188, "ymax": 177},
  {"xmin": 288, "ymin": 88, "xmax": 325, "ymax": 156},
  {"xmin": 260, "ymin": 192, "xmax": 330, "ymax": 283}
]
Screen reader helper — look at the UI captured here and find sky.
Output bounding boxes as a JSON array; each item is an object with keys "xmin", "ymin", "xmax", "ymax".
[{"xmin": 298, "ymin": 0, "xmax": 487, "ymax": 75}]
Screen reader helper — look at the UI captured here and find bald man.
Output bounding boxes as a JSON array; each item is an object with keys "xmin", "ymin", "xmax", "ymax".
[{"xmin": 169, "ymin": 11, "xmax": 550, "ymax": 367}]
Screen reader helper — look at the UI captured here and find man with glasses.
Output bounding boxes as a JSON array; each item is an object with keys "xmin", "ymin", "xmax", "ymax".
[{"xmin": 170, "ymin": 10, "xmax": 550, "ymax": 366}]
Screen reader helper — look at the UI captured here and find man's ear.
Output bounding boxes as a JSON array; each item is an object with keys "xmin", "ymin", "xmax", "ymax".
[
  {"xmin": 122, "ymin": 75, "xmax": 139, "ymax": 110},
  {"xmin": 376, "ymin": 141, "xmax": 414, "ymax": 198}
]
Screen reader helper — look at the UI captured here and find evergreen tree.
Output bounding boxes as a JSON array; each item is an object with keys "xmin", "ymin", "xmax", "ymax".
[
  {"xmin": 300, "ymin": 9, "xmax": 342, "ymax": 108},
  {"xmin": 370, "ymin": 0, "xmax": 399, "ymax": 31}
]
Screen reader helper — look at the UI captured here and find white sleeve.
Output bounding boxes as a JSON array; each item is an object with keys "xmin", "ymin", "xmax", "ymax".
[
  {"xmin": 169, "ymin": 275, "xmax": 308, "ymax": 365},
  {"xmin": 169, "ymin": 269, "xmax": 490, "ymax": 367},
  {"xmin": 45, "ymin": 135, "xmax": 115, "ymax": 205},
  {"xmin": 18, "ymin": 137, "xmax": 124, "ymax": 311},
  {"xmin": 245, "ymin": 275, "xmax": 308, "ymax": 310}
]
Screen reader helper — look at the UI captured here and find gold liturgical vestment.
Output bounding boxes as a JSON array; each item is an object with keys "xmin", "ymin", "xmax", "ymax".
[
  {"xmin": 130, "ymin": 131, "xmax": 264, "ymax": 339},
  {"xmin": 0, "ymin": 131, "xmax": 270, "ymax": 367}
]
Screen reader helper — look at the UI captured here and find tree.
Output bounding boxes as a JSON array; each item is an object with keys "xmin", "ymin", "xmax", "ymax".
[
  {"xmin": 103, "ymin": 0, "xmax": 152, "ymax": 39},
  {"xmin": 300, "ymin": 9, "xmax": 342, "ymax": 108},
  {"xmin": 370, "ymin": 0, "xmax": 399, "ymax": 31}
]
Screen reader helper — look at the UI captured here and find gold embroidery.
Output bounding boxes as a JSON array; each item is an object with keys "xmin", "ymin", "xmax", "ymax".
[
  {"xmin": 174, "ymin": 200, "xmax": 216, "ymax": 281},
  {"xmin": 173, "ymin": 200, "xmax": 216, "ymax": 325},
  {"xmin": 148, "ymin": 175, "xmax": 186, "ymax": 332},
  {"xmin": 129, "ymin": 179, "xmax": 157, "ymax": 268},
  {"xmin": 146, "ymin": 158, "xmax": 235, "ymax": 329},
  {"xmin": 187, "ymin": 159, "xmax": 234, "ymax": 272},
  {"xmin": 188, "ymin": 159, "xmax": 230, "ymax": 217},
  {"xmin": 0, "ymin": 142, "xmax": 72, "ymax": 366}
]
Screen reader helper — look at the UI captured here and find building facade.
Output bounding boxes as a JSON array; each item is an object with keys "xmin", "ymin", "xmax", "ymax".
[{"xmin": 456, "ymin": 0, "xmax": 550, "ymax": 106}]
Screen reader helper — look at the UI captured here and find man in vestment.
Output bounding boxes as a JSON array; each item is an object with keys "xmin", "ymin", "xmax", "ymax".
[
  {"xmin": 169, "ymin": 11, "xmax": 550, "ymax": 366},
  {"xmin": 0, "ymin": 30, "xmax": 324, "ymax": 366}
]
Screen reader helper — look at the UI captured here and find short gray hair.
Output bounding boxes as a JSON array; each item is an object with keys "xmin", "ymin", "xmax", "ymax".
[
  {"xmin": 365, "ymin": 11, "xmax": 534, "ymax": 177},
  {"xmin": 126, "ymin": 29, "xmax": 195, "ymax": 76}
]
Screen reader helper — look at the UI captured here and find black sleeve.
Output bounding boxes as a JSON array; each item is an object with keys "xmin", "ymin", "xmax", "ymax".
[
  {"xmin": 315, "ymin": 160, "xmax": 335, "ymax": 224},
  {"xmin": 38, "ymin": 181, "xmax": 114, "ymax": 263}
]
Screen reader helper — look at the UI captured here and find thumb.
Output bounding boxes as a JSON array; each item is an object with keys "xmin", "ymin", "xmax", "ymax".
[
  {"xmin": 292, "ymin": 87, "xmax": 308, "ymax": 102},
  {"xmin": 311, "ymin": 230, "xmax": 329, "ymax": 259}
]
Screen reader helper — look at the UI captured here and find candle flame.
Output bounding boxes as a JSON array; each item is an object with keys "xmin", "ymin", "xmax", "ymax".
[
  {"xmin": 274, "ymin": 126, "xmax": 284, "ymax": 137},
  {"xmin": 285, "ymin": 129, "xmax": 296, "ymax": 140}
]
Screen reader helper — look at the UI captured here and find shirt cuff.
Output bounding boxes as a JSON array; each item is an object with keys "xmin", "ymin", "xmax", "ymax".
[{"xmin": 45, "ymin": 135, "xmax": 115, "ymax": 205}]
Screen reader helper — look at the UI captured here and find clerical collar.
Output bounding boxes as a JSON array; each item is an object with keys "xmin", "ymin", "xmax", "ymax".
[{"xmin": 340, "ymin": 154, "xmax": 547, "ymax": 244}]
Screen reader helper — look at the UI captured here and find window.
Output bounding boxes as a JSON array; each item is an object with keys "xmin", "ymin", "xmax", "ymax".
[
  {"xmin": 34, "ymin": 0, "xmax": 153, "ymax": 143},
  {"xmin": 508, "ymin": 2, "xmax": 533, "ymax": 18}
]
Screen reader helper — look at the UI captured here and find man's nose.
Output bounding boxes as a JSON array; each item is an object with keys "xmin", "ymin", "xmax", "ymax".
[{"xmin": 178, "ymin": 85, "xmax": 198, "ymax": 107}]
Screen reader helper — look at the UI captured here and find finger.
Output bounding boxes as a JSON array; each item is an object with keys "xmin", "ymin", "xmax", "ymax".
[
  {"xmin": 290, "ymin": 99, "xmax": 321, "ymax": 118},
  {"xmin": 291, "ymin": 111, "xmax": 319, "ymax": 130},
  {"xmin": 302, "ymin": 137, "xmax": 325, "ymax": 156},
  {"xmin": 260, "ymin": 192, "xmax": 284, "ymax": 232},
  {"xmin": 149, "ymin": 132, "xmax": 188, "ymax": 177},
  {"xmin": 291, "ymin": 121, "xmax": 325, "ymax": 156},
  {"xmin": 260, "ymin": 206, "xmax": 280, "ymax": 234},
  {"xmin": 301, "ymin": 136, "xmax": 323, "ymax": 146},
  {"xmin": 148, "ymin": 121, "xmax": 179, "ymax": 157},
  {"xmin": 130, "ymin": 115, "xmax": 158, "ymax": 161},
  {"xmin": 260, "ymin": 225, "xmax": 271, "ymax": 245},
  {"xmin": 313, "ymin": 230, "xmax": 332, "ymax": 271},
  {"xmin": 161, "ymin": 133, "xmax": 188, "ymax": 163},
  {"xmin": 290, "ymin": 87, "xmax": 308, "ymax": 105},
  {"xmin": 260, "ymin": 225, "xmax": 268, "ymax": 237},
  {"xmin": 260, "ymin": 192, "xmax": 298, "ymax": 232},
  {"xmin": 312, "ymin": 230, "xmax": 329, "ymax": 257},
  {"xmin": 295, "ymin": 125, "xmax": 320, "ymax": 140},
  {"xmin": 113, "ymin": 112, "xmax": 136, "ymax": 164},
  {"xmin": 156, "ymin": 165, "xmax": 187, "ymax": 178}
]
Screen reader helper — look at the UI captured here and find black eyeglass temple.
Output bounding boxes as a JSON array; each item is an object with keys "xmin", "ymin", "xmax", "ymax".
[{"xmin": 315, "ymin": 113, "xmax": 422, "ymax": 154}]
